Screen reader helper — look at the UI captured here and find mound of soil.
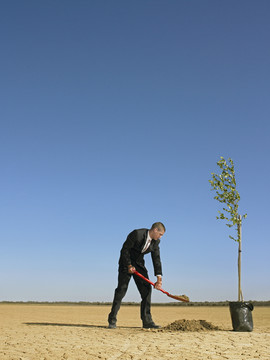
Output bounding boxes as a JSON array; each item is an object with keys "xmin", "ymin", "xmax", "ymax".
[{"xmin": 162, "ymin": 319, "xmax": 220, "ymax": 332}]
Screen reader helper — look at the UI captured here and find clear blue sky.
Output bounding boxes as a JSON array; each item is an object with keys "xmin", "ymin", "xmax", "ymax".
[{"xmin": 1, "ymin": 0, "xmax": 269, "ymax": 303}]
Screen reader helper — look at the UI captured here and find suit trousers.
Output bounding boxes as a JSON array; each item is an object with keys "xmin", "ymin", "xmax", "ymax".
[{"xmin": 108, "ymin": 265, "xmax": 153, "ymax": 324}]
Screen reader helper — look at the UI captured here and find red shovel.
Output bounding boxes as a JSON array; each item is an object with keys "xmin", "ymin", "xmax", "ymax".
[{"xmin": 134, "ymin": 270, "xmax": 189, "ymax": 303}]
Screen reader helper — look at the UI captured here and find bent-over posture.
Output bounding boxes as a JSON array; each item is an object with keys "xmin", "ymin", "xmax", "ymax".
[{"xmin": 108, "ymin": 222, "xmax": 165, "ymax": 329}]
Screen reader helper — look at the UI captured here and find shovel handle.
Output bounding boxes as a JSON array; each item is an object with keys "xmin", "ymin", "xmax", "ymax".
[
  {"xmin": 133, "ymin": 270, "xmax": 155, "ymax": 286},
  {"xmin": 133, "ymin": 270, "xmax": 168, "ymax": 294},
  {"xmin": 134, "ymin": 270, "xmax": 190, "ymax": 302}
]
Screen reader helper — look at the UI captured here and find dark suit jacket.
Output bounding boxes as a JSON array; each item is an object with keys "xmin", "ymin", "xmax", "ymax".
[{"xmin": 119, "ymin": 228, "xmax": 162, "ymax": 276}]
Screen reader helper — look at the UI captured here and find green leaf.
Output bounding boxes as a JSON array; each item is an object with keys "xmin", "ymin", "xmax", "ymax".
[
  {"xmin": 229, "ymin": 235, "xmax": 238, "ymax": 242},
  {"xmin": 210, "ymin": 156, "xmax": 246, "ymax": 242}
]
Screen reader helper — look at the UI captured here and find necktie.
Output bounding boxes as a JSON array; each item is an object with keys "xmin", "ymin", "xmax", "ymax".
[{"xmin": 142, "ymin": 238, "xmax": 151, "ymax": 253}]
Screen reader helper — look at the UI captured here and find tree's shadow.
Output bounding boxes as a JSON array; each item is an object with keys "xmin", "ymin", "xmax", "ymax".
[{"xmin": 24, "ymin": 322, "xmax": 140, "ymax": 329}]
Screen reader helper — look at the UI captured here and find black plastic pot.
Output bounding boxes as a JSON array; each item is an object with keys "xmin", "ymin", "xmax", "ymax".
[{"xmin": 229, "ymin": 301, "xmax": 254, "ymax": 332}]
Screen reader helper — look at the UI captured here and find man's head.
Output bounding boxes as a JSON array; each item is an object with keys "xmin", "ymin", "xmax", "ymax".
[{"xmin": 149, "ymin": 222, "xmax": 166, "ymax": 240}]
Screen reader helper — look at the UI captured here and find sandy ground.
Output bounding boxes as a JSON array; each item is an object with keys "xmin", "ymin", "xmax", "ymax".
[{"xmin": 0, "ymin": 304, "xmax": 269, "ymax": 360}]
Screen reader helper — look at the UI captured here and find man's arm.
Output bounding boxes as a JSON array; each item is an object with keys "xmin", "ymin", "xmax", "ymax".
[
  {"xmin": 151, "ymin": 240, "xmax": 162, "ymax": 276},
  {"xmin": 119, "ymin": 230, "xmax": 137, "ymax": 269}
]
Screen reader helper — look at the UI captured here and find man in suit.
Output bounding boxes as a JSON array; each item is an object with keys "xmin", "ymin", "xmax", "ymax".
[{"xmin": 108, "ymin": 222, "xmax": 165, "ymax": 329}]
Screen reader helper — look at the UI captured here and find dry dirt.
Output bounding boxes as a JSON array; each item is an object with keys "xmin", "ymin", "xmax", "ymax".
[
  {"xmin": 162, "ymin": 319, "xmax": 220, "ymax": 331},
  {"xmin": 0, "ymin": 304, "xmax": 269, "ymax": 360}
]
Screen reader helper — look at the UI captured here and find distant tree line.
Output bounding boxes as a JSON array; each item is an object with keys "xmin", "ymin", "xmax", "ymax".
[{"xmin": 1, "ymin": 300, "xmax": 269, "ymax": 306}]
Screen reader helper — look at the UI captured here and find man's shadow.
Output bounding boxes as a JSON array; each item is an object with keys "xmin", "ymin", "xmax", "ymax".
[{"xmin": 24, "ymin": 322, "xmax": 141, "ymax": 329}]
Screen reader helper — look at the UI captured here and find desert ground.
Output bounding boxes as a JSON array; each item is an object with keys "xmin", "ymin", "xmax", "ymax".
[{"xmin": 0, "ymin": 304, "xmax": 269, "ymax": 360}]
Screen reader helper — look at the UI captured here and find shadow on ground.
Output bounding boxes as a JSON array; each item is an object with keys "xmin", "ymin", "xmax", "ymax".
[{"xmin": 24, "ymin": 322, "xmax": 141, "ymax": 329}]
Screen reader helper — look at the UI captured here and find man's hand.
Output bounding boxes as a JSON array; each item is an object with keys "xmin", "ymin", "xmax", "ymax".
[
  {"xmin": 154, "ymin": 276, "xmax": 162, "ymax": 290},
  {"xmin": 128, "ymin": 265, "xmax": 136, "ymax": 274}
]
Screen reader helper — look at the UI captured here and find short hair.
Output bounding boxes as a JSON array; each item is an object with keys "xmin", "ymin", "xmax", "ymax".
[{"xmin": 151, "ymin": 222, "xmax": 166, "ymax": 232}]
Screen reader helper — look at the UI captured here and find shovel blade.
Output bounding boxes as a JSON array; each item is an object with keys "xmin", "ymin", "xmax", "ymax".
[{"xmin": 167, "ymin": 293, "xmax": 190, "ymax": 302}]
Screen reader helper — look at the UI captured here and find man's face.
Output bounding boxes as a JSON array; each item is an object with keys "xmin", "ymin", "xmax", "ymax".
[{"xmin": 152, "ymin": 228, "xmax": 165, "ymax": 240}]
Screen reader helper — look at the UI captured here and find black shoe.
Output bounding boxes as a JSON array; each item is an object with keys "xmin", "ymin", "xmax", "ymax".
[
  {"xmin": 143, "ymin": 322, "xmax": 161, "ymax": 329},
  {"xmin": 108, "ymin": 322, "xmax": 116, "ymax": 329}
]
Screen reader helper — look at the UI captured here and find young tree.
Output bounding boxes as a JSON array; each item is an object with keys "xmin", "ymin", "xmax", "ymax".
[{"xmin": 209, "ymin": 157, "xmax": 247, "ymax": 301}]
